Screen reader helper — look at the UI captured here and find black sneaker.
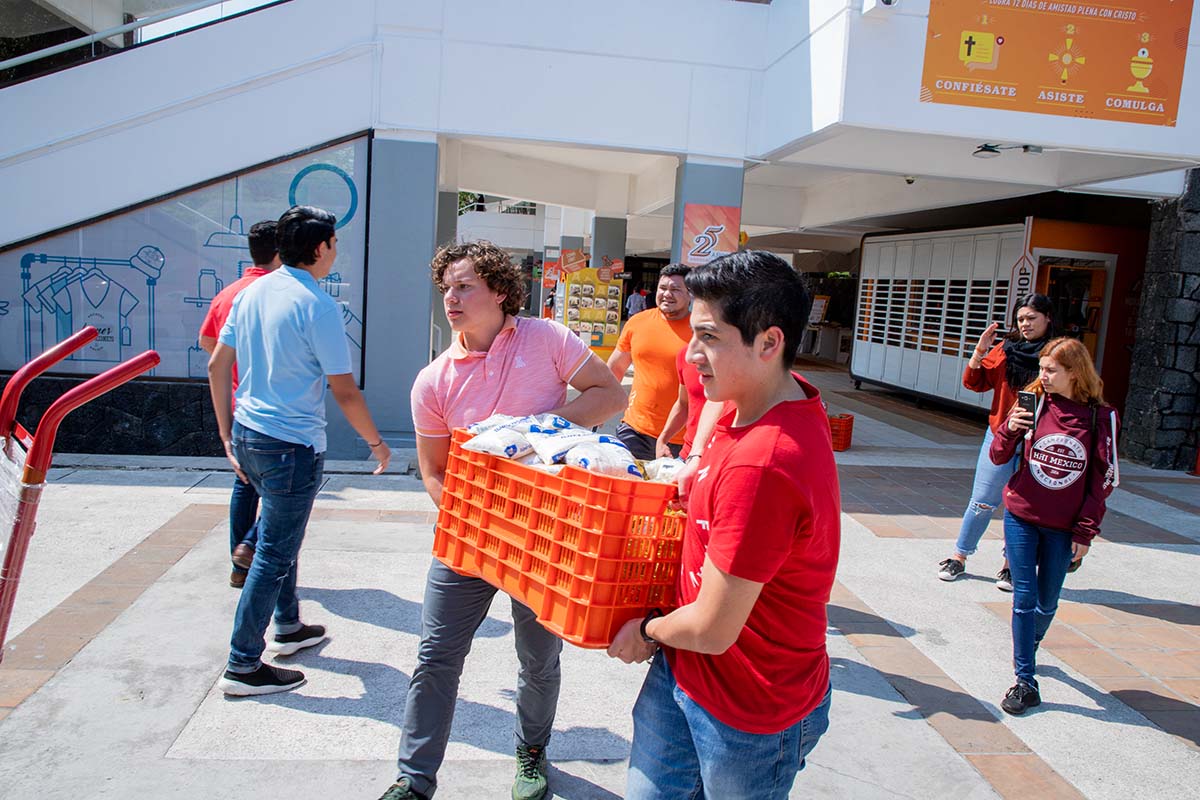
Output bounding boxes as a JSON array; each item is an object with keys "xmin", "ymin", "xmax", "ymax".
[
  {"xmin": 217, "ymin": 663, "xmax": 305, "ymax": 696},
  {"xmin": 266, "ymin": 623, "xmax": 327, "ymax": 656},
  {"xmin": 996, "ymin": 567, "xmax": 1013, "ymax": 592},
  {"xmin": 513, "ymin": 743, "xmax": 549, "ymax": 800},
  {"xmin": 937, "ymin": 558, "xmax": 965, "ymax": 581},
  {"xmin": 1001, "ymin": 681, "xmax": 1041, "ymax": 715},
  {"xmin": 378, "ymin": 777, "xmax": 424, "ymax": 800}
]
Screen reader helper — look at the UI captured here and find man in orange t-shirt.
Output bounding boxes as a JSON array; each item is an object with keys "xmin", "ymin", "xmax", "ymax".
[{"xmin": 607, "ymin": 264, "xmax": 692, "ymax": 460}]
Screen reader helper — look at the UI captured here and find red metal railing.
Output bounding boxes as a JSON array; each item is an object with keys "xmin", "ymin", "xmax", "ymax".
[{"xmin": 0, "ymin": 326, "xmax": 159, "ymax": 658}]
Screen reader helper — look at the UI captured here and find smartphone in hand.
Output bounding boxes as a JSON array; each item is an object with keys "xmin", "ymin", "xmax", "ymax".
[{"xmin": 1017, "ymin": 391, "xmax": 1037, "ymax": 415}]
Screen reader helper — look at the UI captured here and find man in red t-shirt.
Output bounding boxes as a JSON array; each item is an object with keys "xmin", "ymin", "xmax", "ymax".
[
  {"xmin": 606, "ymin": 265, "xmax": 692, "ymax": 460},
  {"xmin": 608, "ymin": 250, "xmax": 841, "ymax": 800},
  {"xmin": 654, "ymin": 346, "xmax": 706, "ymax": 459},
  {"xmin": 198, "ymin": 220, "xmax": 280, "ymax": 588}
]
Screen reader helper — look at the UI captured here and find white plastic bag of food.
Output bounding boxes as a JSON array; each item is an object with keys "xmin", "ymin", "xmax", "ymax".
[
  {"xmin": 564, "ymin": 441, "xmax": 642, "ymax": 478},
  {"xmin": 524, "ymin": 426, "xmax": 604, "ymax": 464},
  {"xmin": 462, "ymin": 427, "xmax": 534, "ymax": 459},
  {"xmin": 642, "ymin": 457, "xmax": 686, "ymax": 483},
  {"xmin": 466, "ymin": 414, "xmax": 522, "ymax": 435},
  {"xmin": 530, "ymin": 413, "xmax": 574, "ymax": 432}
]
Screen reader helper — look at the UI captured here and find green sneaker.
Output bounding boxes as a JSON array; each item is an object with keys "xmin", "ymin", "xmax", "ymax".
[
  {"xmin": 378, "ymin": 777, "xmax": 423, "ymax": 800},
  {"xmin": 512, "ymin": 743, "xmax": 549, "ymax": 800}
]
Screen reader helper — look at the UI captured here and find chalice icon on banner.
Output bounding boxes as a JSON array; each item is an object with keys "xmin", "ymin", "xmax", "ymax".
[{"xmin": 1128, "ymin": 47, "xmax": 1153, "ymax": 93}]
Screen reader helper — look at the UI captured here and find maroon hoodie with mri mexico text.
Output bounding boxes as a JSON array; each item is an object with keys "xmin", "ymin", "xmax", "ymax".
[{"xmin": 989, "ymin": 392, "xmax": 1120, "ymax": 546}]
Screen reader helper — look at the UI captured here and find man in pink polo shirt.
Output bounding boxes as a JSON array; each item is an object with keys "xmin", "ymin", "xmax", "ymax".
[{"xmin": 379, "ymin": 241, "xmax": 625, "ymax": 800}]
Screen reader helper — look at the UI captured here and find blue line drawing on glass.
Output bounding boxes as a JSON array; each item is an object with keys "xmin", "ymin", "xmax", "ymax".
[
  {"xmin": 236, "ymin": 260, "xmax": 254, "ymax": 280},
  {"xmin": 204, "ymin": 176, "xmax": 250, "ymax": 250},
  {"xmin": 19, "ymin": 247, "xmax": 162, "ymax": 368},
  {"xmin": 289, "ymin": 164, "xmax": 358, "ymax": 230},
  {"xmin": 338, "ymin": 302, "xmax": 363, "ymax": 352},
  {"xmin": 315, "ymin": 275, "xmax": 359, "ymax": 356},
  {"xmin": 319, "ymin": 271, "xmax": 343, "ymax": 298},
  {"xmin": 0, "ymin": 301, "xmax": 9, "ymax": 316},
  {"xmin": 184, "ymin": 269, "xmax": 224, "ymax": 308},
  {"xmin": 187, "ymin": 344, "xmax": 209, "ymax": 379}
]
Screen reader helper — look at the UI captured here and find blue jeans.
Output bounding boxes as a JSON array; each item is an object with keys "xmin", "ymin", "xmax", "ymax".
[
  {"xmin": 396, "ymin": 560, "xmax": 562, "ymax": 798},
  {"xmin": 954, "ymin": 427, "xmax": 1020, "ymax": 558},
  {"xmin": 226, "ymin": 423, "xmax": 324, "ymax": 672},
  {"xmin": 1004, "ymin": 510, "xmax": 1075, "ymax": 686},
  {"xmin": 627, "ymin": 654, "xmax": 831, "ymax": 800},
  {"xmin": 229, "ymin": 474, "xmax": 260, "ymax": 579}
]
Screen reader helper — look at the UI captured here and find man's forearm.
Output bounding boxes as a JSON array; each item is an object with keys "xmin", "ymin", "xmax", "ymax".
[
  {"xmin": 549, "ymin": 386, "xmax": 624, "ymax": 431},
  {"xmin": 549, "ymin": 385, "xmax": 625, "ymax": 429},
  {"xmin": 423, "ymin": 474, "xmax": 445, "ymax": 507},
  {"xmin": 691, "ymin": 400, "xmax": 724, "ymax": 453},
  {"xmin": 208, "ymin": 371, "xmax": 234, "ymax": 440},
  {"xmin": 645, "ymin": 604, "xmax": 729, "ymax": 655},
  {"xmin": 657, "ymin": 401, "xmax": 687, "ymax": 446},
  {"xmin": 334, "ymin": 388, "xmax": 383, "ymax": 445}
]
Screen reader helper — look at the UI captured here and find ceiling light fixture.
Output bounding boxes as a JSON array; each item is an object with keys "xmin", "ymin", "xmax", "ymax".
[{"xmin": 973, "ymin": 143, "xmax": 1044, "ymax": 159}]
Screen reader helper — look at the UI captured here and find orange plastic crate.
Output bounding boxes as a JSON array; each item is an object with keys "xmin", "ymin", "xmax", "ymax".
[
  {"xmin": 828, "ymin": 413, "xmax": 854, "ymax": 451},
  {"xmin": 433, "ymin": 428, "xmax": 684, "ymax": 648}
]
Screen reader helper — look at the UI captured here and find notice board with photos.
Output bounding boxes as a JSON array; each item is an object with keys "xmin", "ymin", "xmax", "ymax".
[{"xmin": 561, "ymin": 267, "xmax": 624, "ymax": 352}]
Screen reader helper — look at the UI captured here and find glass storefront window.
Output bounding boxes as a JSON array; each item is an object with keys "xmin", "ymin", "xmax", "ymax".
[{"xmin": 0, "ymin": 135, "xmax": 368, "ymax": 381}]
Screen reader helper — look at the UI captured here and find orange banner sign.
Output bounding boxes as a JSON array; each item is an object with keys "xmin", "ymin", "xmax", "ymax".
[
  {"xmin": 920, "ymin": 0, "xmax": 1193, "ymax": 127},
  {"xmin": 682, "ymin": 204, "xmax": 741, "ymax": 266}
]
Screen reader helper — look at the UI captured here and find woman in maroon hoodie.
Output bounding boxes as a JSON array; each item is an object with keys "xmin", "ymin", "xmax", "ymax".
[{"xmin": 990, "ymin": 337, "xmax": 1119, "ymax": 714}]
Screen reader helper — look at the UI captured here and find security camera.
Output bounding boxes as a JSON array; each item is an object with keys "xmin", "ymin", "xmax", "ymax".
[
  {"xmin": 904, "ymin": 175, "xmax": 916, "ymax": 185},
  {"xmin": 863, "ymin": 0, "xmax": 898, "ymax": 15}
]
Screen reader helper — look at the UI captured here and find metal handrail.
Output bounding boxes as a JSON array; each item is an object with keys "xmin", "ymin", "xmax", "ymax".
[
  {"xmin": 0, "ymin": 345, "xmax": 159, "ymax": 658},
  {"xmin": 0, "ymin": 0, "xmax": 281, "ymax": 74},
  {"xmin": 0, "ymin": 327, "xmax": 98, "ymax": 439},
  {"xmin": 22, "ymin": 351, "xmax": 160, "ymax": 482}
]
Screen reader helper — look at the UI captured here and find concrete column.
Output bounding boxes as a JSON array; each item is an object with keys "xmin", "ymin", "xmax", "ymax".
[
  {"xmin": 591, "ymin": 216, "xmax": 628, "ymax": 270},
  {"xmin": 431, "ymin": 190, "xmax": 457, "ymax": 358},
  {"xmin": 324, "ymin": 134, "xmax": 439, "ymax": 456},
  {"xmin": 540, "ymin": 207, "xmax": 564, "ymax": 312},
  {"xmin": 670, "ymin": 157, "xmax": 745, "ymax": 265}
]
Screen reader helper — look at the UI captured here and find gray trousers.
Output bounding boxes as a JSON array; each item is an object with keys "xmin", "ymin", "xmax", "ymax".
[{"xmin": 396, "ymin": 559, "xmax": 562, "ymax": 798}]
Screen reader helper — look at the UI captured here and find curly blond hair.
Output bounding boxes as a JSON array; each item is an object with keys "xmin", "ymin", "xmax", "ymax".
[{"xmin": 430, "ymin": 240, "xmax": 526, "ymax": 316}]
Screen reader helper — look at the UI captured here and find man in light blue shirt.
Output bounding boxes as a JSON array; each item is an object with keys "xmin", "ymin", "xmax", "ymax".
[{"xmin": 208, "ymin": 205, "xmax": 390, "ymax": 696}]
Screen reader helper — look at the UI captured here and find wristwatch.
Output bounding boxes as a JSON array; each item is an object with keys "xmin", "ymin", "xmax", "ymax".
[{"xmin": 640, "ymin": 608, "xmax": 664, "ymax": 644}]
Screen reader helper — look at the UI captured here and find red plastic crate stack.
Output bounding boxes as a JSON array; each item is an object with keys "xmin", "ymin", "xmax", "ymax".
[
  {"xmin": 828, "ymin": 413, "xmax": 854, "ymax": 451},
  {"xmin": 433, "ymin": 429, "xmax": 684, "ymax": 648}
]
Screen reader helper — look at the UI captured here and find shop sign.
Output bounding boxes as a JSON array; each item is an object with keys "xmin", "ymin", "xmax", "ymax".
[
  {"xmin": 1009, "ymin": 217, "xmax": 1037, "ymax": 320},
  {"xmin": 920, "ymin": 0, "xmax": 1193, "ymax": 127},
  {"xmin": 593, "ymin": 256, "xmax": 624, "ymax": 283},
  {"xmin": 560, "ymin": 249, "xmax": 588, "ymax": 273}
]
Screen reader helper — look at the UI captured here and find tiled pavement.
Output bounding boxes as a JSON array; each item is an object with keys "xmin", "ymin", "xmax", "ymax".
[
  {"xmin": 1, "ymin": 366, "xmax": 1198, "ymax": 799},
  {"xmin": 982, "ymin": 600, "xmax": 1200, "ymax": 750}
]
